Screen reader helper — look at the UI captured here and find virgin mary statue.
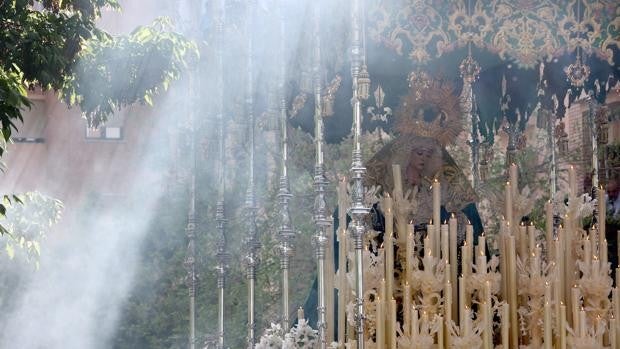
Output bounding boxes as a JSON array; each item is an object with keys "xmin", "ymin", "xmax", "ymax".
[{"xmin": 302, "ymin": 79, "xmax": 484, "ymax": 332}]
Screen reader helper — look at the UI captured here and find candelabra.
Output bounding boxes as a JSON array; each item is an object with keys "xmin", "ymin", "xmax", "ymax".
[
  {"xmin": 349, "ymin": 0, "xmax": 370, "ymax": 347},
  {"xmin": 214, "ymin": 0, "xmax": 229, "ymax": 347},
  {"xmin": 243, "ymin": 1, "xmax": 260, "ymax": 348},
  {"xmin": 311, "ymin": 2, "xmax": 329, "ymax": 347},
  {"xmin": 183, "ymin": 74, "xmax": 198, "ymax": 349},
  {"xmin": 277, "ymin": 0, "xmax": 295, "ymax": 332}
]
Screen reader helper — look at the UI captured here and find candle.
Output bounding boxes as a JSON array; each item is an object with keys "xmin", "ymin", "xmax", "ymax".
[
  {"xmin": 441, "ymin": 223, "xmax": 449, "ymax": 264},
  {"xmin": 501, "ymin": 303, "xmax": 510, "ymax": 347},
  {"xmin": 527, "ymin": 223, "xmax": 536, "ymax": 254},
  {"xmin": 598, "ymin": 186, "xmax": 606, "ymax": 251},
  {"xmin": 433, "ymin": 179, "xmax": 441, "ymax": 250},
  {"xmin": 437, "ymin": 316, "xmax": 444, "ymax": 348},
  {"xmin": 423, "ymin": 237, "xmax": 433, "ymax": 273},
  {"xmin": 449, "ymin": 213, "xmax": 458, "ymax": 309},
  {"xmin": 611, "ymin": 317, "xmax": 617, "ymax": 349},
  {"xmin": 554, "ymin": 277, "xmax": 562, "ymax": 343},
  {"xmin": 404, "ymin": 283, "xmax": 411, "ymax": 335},
  {"xmin": 392, "ymin": 164, "xmax": 403, "ymax": 198},
  {"xmin": 389, "ymin": 298, "xmax": 397, "ymax": 349},
  {"xmin": 584, "ymin": 238, "xmax": 592, "ymax": 274},
  {"xmin": 560, "ymin": 305, "xmax": 567, "ymax": 349},
  {"xmin": 406, "ymin": 223, "xmax": 414, "ymax": 284},
  {"xmin": 444, "ymin": 281, "xmax": 453, "ymax": 330},
  {"xmin": 545, "ymin": 200, "xmax": 554, "ymax": 245},
  {"xmin": 477, "ymin": 250, "xmax": 487, "ymax": 275},
  {"xmin": 421, "ymin": 311, "xmax": 429, "ymax": 335},
  {"xmin": 593, "ymin": 255, "xmax": 600, "ymax": 276},
  {"xmin": 572, "ymin": 287, "xmax": 580, "ymax": 330},
  {"xmin": 384, "ymin": 196, "xmax": 394, "ymax": 301},
  {"xmin": 518, "ymin": 222, "xmax": 527, "ymax": 259},
  {"xmin": 602, "ymin": 239, "xmax": 608, "ymax": 267},
  {"xmin": 510, "ymin": 163, "xmax": 518, "ymax": 197},
  {"xmin": 376, "ymin": 297, "xmax": 384, "ymax": 346},
  {"xmin": 459, "ymin": 277, "xmax": 467, "ymax": 326},
  {"xmin": 482, "ymin": 282, "xmax": 492, "ymax": 349},
  {"xmin": 579, "ymin": 308, "xmax": 586, "ymax": 337},
  {"xmin": 463, "ymin": 306, "xmax": 472, "ymax": 334},
  {"xmin": 298, "ymin": 307, "xmax": 305, "ymax": 321},
  {"xmin": 569, "ymin": 165, "xmax": 576, "ymax": 198},
  {"xmin": 466, "ymin": 222, "xmax": 474, "ymax": 255},
  {"xmin": 505, "ymin": 181, "xmax": 513, "ymax": 226},
  {"xmin": 412, "ymin": 308, "xmax": 419, "ymax": 337},
  {"xmin": 507, "ymin": 236, "xmax": 518, "ymax": 349},
  {"xmin": 544, "ymin": 283, "xmax": 552, "ymax": 349}
]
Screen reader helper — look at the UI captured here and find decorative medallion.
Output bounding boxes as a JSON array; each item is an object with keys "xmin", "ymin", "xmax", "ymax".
[
  {"xmin": 407, "ymin": 69, "xmax": 431, "ymax": 100},
  {"xmin": 396, "ymin": 78, "xmax": 463, "ymax": 146},
  {"xmin": 459, "ymin": 54, "xmax": 481, "ymax": 83},
  {"xmin": 564, "ymin": 57, "xmax": 591, "ymax": 87}
]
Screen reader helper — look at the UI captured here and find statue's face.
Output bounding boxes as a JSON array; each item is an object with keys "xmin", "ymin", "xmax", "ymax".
[{"xmin": 405, "ymin": 138, "xmax": 440, "ymax": 183}]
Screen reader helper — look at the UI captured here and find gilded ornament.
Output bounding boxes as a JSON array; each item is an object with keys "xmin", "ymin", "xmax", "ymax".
[{"xmin": 396, "ymin": 78, "xmax": 463, "ymax": 147}]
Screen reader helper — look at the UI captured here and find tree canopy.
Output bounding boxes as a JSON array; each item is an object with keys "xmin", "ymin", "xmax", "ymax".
[{"xmin": 0, "ymin": 0, "xmax": 198, "ymax": 228}]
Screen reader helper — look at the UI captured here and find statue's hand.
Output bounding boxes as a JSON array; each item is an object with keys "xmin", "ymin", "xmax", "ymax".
[{"xmin": 395, "ymin": 187, "xmax": 418, "ymax": 219}]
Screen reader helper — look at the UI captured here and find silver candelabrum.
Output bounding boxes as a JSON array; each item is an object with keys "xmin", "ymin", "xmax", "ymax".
[{"xmin": 349, "ymin": 0, "xmax": 370, "ymax": 347}]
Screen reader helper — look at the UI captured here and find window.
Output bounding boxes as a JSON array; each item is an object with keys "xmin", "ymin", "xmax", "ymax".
[
  {"xmin": 13, "ymin": 91, "xmax": 47, "ymax": 144},
  {"xmin": 85, "ymin": 110, "xmax": 126, "ymax": 141}
]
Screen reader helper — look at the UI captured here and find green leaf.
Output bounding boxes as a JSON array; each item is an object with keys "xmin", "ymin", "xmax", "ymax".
[{"xmin": 6, "ymin": 243, "xmax": 14, "ymax": 259}]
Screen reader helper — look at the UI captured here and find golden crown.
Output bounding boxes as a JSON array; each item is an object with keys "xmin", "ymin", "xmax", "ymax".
[{"xmin": 395, "ymin": 77, "xmax": 463, "ymax": 146}]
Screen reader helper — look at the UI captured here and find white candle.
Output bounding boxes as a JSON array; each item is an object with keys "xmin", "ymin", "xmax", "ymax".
[
  {"xmin": 507, "ymin": 236, "xmax": 518, "ymax": 349},
  {"xmin": 459, "ymin": 277, "xmax": 467, "ymax": 326},
  {"xmin": 518, "ymin": 222, "xmax": 528, "ymax": 259},
  {"xmin": 592, "ymin": 255, "xmax": 600, "ymax": 276},
  {"xmin": 389, "ymin": 298, "xmax": 397, "ymax": 349},
  {"xmin": 441, "ymin": 223, "xmax": 449, "ymax": 264},
  {"xmin": 579, "ymin": 309, "xmax": 587, "ymax": 337},
  {"xmin": 412, "ymin": 308, "xmax": 419, "ymax": 337},
  {"xmin": 421, "ymin": 311, "xmax": 429, "ymax": 335},
  {"xmin": 501, "ymin": 303, "xmax": 510, "ymax": 347},
  {"xmin": 376, "ymin": 297, "xmax": 384, "ymax": 346},
  {"xmin": 449, "ymin": 213, "xmax": 458, "ymax": 310},
  {"xmin": 544, "ymin": 283, "xmax": 552, "ymax": 349},
  {"xmin": 298, "ymin": 307, "xmax": 305, "ymax": 321},
  {"xmin": 598, "ymin": 186, "xmax": 606, "ymax": 251},
  {"xmin": 611, "ymin": 317, "xmax": 617, "ymax": 349},
  {"xmin": 569, "ymin": 165, "xmax": 576, "ymax": 198},
  {"xmin": 433, "ymin": 179, "xmax": 441, "ymax": 246},
  {"xmin": 444, "ymin": 281, "xmax": 453, "ymax": 327},
  {"xmin": 602, "ymin": 239, "xmax": 608, "ymax": 268},
  {"xmin": 560, "ymin": 305, "xmax": 567, "ymax": 349},
  {"xmin": 437, "ymin": 315, "xmax": 444, "ymax": 348},
  {"xmin": 545, "ymin": 200, "xmax": 554, "ymax": 245},
  {"xmin": 384, "ymin": 196, "xmax": 394, "ymax": 301},
  {"xmin": 406, "ymin": 223, "xmax": 414, "ymax": 284},
  {"xmin": 510, "ymin": 163, "xmax": 518, "ymax": 196},
  {"xmin": 392, "ymin": 164, "xmax": 403, "ymax": 198},
  {"xmin": 527, "ymin": 223, "xmax": 536, "ymax": 253},
  {"xmin": 463, "ymin": 306, "xmax": 472, "ymax": 334},
  {"xmin": 404, "ymin": 283, "xmax": 411, "ymax": 335},
  {"xmin": 482, "ymin": 282, "xmax": 492, "ymax": 349},
  {"xmin": 572, "ymin": 287, "xmax": 580, "ymax": 330},
  {"xmin": 584, "ymin": 238, "xmax": 592, "ymax": 273},
  {"xmin": 505, "ymin": 181, "xmax": 513, "ymax": 226}
]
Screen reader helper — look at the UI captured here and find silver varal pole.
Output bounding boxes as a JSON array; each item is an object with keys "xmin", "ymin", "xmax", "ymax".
[
  {"xmin": 244, "ymin": 1, "xmax": 259, "ymax": 348},
  {"xmin": 277, "ymin": 0, "xmax": 295, "ymax": 331},
  {"xmin": 349, "ymin": 0, "xmax": 370, "ymax": 347},
  {"xmin": 312, "ymin": 2, "xmax": 330, "ymax": 347},
  {"xmin": 184, "ymin": 76, "xmax": 197, "ymax": 349},
  {"xmin": 215, "ymin": 0, "xmax": 229, "ymax": 347},
  {"xmin": 589, "ymin": 96, "xmax": 599, "ymax": 190}
]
